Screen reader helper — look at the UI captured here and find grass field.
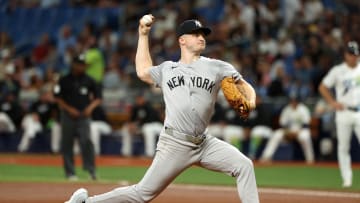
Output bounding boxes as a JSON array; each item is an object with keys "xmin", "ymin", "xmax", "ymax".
[{"xmin": 1, "ymin": 163, "xmax": 359, "ymax": 192}]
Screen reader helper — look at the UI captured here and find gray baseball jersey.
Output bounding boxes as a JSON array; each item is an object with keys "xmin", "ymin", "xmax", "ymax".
[
  {"xmin": 86, "ymin": 56, "xmax": 259, "ymax": 203},
  {"xmin": 149, "ymin": 56, "xmax": 241, "ymax": 135}
]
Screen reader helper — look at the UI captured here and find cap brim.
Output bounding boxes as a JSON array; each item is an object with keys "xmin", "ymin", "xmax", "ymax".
[
  {"xmin": 195, "ymin": 27, "xmax": 211, "ymax": 36},
  {"xmin": 74, "ymin": 61, "xmax": 87, "ymax": 65},
  {"xmin": 178, "ymin": 27, "xmax": 212, "ymax": 37},
  {"xmin": 347, "ymin": 51, "xmax": 359, "ymax": 56}
]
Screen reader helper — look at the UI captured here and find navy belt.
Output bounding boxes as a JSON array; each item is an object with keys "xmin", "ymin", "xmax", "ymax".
[
  {"xmin": 347, "ymin": 107, "xmax": 359, "ymax": 112},
  {"xmin": 164, "ymin": 127, "xmax": 206, "ymax": 145}
]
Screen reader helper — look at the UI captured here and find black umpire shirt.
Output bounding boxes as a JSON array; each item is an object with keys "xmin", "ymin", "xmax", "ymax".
[
  {"xmin": 130, "ymin": 102, "xmax": 160, "ymax": 125},
  {"xmin": 54, "ymin": 73, "xmax": 101, "ymax": 111},
  {"xmin": 30, "ymin": 101, "xmax": 58, "ymax": 127}
]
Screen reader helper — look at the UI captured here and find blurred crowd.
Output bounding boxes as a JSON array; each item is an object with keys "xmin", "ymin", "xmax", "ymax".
[{"xmin": 0, "ymin": 0, "xmax": 359, "ymax": 160}]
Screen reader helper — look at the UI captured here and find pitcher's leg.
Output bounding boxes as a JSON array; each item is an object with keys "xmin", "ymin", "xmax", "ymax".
[
  {"xmin": 200, "ymin": 137, "xmax": 259, "ymax": 203},
  {"xmin": 88, "ymin": 134, "xmax": 194, "ymax": 203}
]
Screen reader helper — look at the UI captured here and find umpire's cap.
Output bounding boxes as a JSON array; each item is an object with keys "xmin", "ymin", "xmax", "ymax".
[
  {"xmin": 72, "ymin": 53, "xmax": 87, "ymax": 64},
  {"xmin": 176, "ymin": 20, "xmax": 211, "ymax": 38},
  {"xmin": 346, "ymin": 41, "xmax": 359, "ymax": 56}
]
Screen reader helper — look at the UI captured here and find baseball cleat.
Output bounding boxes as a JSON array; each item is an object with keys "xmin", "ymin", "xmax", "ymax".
[
  {"xmin": 65, "ymin": 188, "xmax": 88, "ymax": 203},
  {"xmin": 342, "ymin": 180, "xmax": 352, "ymax": 188},
  {"xmin": 67, "ymin": 175, "xmax": 79, "ymax": 181}
]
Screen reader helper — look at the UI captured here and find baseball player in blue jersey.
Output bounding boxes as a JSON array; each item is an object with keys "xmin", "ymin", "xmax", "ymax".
[{"xmin": 65, "ymin": 14, "xmax": 259, "ymax": 203}]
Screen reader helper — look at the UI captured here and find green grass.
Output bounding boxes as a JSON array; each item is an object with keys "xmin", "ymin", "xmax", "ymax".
[{"xmin": 0, "ymin": 164, "xmax": 359, "ymax": 191}]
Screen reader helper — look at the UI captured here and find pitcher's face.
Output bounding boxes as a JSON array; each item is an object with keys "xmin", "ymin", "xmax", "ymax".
[{"xmin": 179, "ymin": 31, "xmax": 206, "ymax": 53}]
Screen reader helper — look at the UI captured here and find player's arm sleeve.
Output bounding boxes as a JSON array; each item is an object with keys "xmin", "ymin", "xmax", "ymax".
[
  {"xmin": 321, "ymin": 67, "xmax": 337, "ymax": 88},
  {"xmin": 302, "ymin": 105, "xmax": 311, "ymax": 126},
  {"xmin": 279, "ymin": 107, "xmax": 289, "ymax": 128},
  {"xmin": 53, "ymin": 78, "xmax": 64, "ymax": 98},
  {"xmin": 219, "ymin": 61, "xmax": 242, "ymax": 81},
  {"xmin": 149, "ymin": 62, "xmax": 165, "ymax": 88},
  {"xmin": 92, "ymin": 81, "xmax": 102, "ymax": 99}
]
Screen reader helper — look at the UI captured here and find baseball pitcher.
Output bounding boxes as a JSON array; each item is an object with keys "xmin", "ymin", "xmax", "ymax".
[{"xmin": 65, "ymin": 15, "xmax": 259, "ymax": 203}]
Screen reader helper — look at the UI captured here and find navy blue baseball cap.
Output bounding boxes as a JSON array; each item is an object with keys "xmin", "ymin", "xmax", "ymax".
[
  {"xmin": 346, "ymin": 41, "xmax": 359, "ymax": 56},
  {"xmin": 72, "ymin": 53, "xmax": 87, "ymax": 64},
  {"xmin": 176, "ymin": 20, "xmax": 211, "ymax": 38}
]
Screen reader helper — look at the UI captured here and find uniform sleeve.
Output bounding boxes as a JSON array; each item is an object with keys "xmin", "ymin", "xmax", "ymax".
[
  {"xmin": 91, "ymin": 80, "xmax": 102, "ymax": 99},
  {"xmin": 219, "ymin": 60, "xmax": 242, "ymax": 82},
  {"xmin": 53, "ymin": 77, "xmax": 64, "ymax": 98},
  {"xmin": 279, "ymin": 106, "xmax": 289, "ymax": 127},
  {"xmin": 321, "ymin": 66, "xmax": 337, "ymax": 88},
  {"xmin": 301, "ymin": 105, "xmax": 311, "ymax": 124},
  {"xmin": 149, "ymin": 62, "xmax": 167, "ymax": 87}
]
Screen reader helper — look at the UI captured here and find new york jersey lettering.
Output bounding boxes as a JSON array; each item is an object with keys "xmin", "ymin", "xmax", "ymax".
[
  {"xmin": 167, "ymin": 75, "xmax": 185, "ymax": 90},
  {"xmin": 190, "ymin": 76, "xmax": 215, "ymax": 93}
]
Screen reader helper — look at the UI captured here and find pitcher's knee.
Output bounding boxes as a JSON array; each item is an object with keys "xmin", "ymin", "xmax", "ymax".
[
  {"xmin": 136, "ymin": 185, "xmax": 160, "ymax": 202},
  {"xmin": 232, "ymin": 156, "xmax": 254, "ymax": 178}
]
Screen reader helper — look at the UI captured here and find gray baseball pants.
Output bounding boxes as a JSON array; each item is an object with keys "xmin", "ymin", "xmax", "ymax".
[{"xmin": 87, "ymin": 130, "xmax": 259, "ymax": 203}]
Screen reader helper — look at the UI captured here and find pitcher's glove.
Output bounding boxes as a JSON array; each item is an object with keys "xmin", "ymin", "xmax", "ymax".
[{"xmin": 221, "ymin": 77, "xmax": 251, "ymax": 120}]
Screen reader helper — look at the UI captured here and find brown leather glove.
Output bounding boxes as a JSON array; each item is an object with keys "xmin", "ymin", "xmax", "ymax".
[{"xmin": 221, "ymin": 77, "xmax": 251, "ymax": 120}]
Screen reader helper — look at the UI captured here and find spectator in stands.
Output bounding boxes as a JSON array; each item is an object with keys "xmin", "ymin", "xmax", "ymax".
[
  {"xmin": 0, "ymin": 61, "xmax": 17, "ymax": 134},
  {"xmin": 84, "ymin": 35, "xmax": 105, "ymax": 84},
  {"xmin": 54, "ymin": 53, "xmax": 101, "ymax": 180},
  {"xmin": 0, "ymin": 61, "xmax": 20, "ymax": 101},
  {"xmin": 31, "ymin": 33, "xmax": 53, "ymax": 65},
  {"xmin": 0, "ymin": 32, "xmax": 14, "ymax": 51},
  {"xmin": 0, "ymin": 49, "xmax": 15, "ymax": 81},
  {"xmin": 260, "ymin": 92, "xmax": 314, "ymax": 163},
  {"xmin": 57, "ymin": 25, "xmax": 77, "ymax": 57},
  {"xmin": 18, "ymin": 85, "xmax": 59, "ymax": 152},
  {"xmin": 98, "ymin": 25, "xmax": 119, "ymax": 59},
  {"xmin": 102, "ymin": 52, "xmax": 129, "ymax": 90},
  {"xmin": 282, "ymin": 0, "xmax": 302, "ymax": 27},
  {"xmin": 118, "ymin": 93, "xmax": 162, "ymax": 157},
  {"xmin": 303, "ymin": 0, "xmax": 324, "ymax": 24}
]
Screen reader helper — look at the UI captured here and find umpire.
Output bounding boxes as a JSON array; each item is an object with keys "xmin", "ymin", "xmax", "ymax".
[{"xmin": 54, "ymin": 53, "xmax": 102, "ymax": 180}]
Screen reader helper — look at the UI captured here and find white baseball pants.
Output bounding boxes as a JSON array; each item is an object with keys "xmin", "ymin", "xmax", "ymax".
[
  {"xmin": 261, "ymin": 128, "xmax": 314, "ymax": 163},
  {"xmin": 18, "ymin": 114, "xmax": 43, "ymax": 152},
  {"xmin": 90, "ymin": 121, "xmax": 112, "ymax": 155},
  {"xmin": 335, "ymin": 110, "xmax": 360, "ymax": 186},
  {"xmin": 0, "ymin": 112, "xmax": 15, "ymax": 133},
  {"xmin": 120, "ymin": 122, "xmax": 162, "ymax": 157},
  {"xmin": 207, "ymin": 124, "xmax": 244, "ymax": 144}
]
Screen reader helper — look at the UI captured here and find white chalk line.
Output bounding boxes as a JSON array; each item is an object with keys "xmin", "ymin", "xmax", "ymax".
[{"xmin": 168, "ymin": 184, "xmax": 360, "ymax": 199}]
